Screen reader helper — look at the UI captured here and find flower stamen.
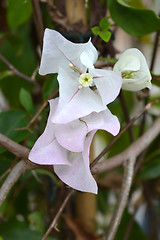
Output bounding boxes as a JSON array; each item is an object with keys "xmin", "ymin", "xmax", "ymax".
[
  {"xmin": 69, "ymin": 63, "xmax": 81, "ymax": 74},
  {"xmin": 121, "ymin": 70, "xmax": 137, "ymax": 79},
  {"xmin": 79, "ymin": 73, "xmax": 93, "ymax": 88}
]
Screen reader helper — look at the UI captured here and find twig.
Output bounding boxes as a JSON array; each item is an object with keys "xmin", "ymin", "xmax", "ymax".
[
  {"xmin": 0, "ymin": 114, "xmax": 159, "ymax": 235},
  {"xmin": 0, "ymin": 134, "xmax": 53, "ymax": 206},
  {"xmin": 122, "ymin": 210, "xmax": 137, "ymax": 240},
  {"xmin": 135, "ymin": 29, "xmax": 160, "ymax": 179},
  {"xmin": 0, "ymin": 99, "xmax": 159, "ymax": 173},
  {"xmin": 0, "ymin": 160, "xmax": 26, "ymax": 206},
  {"xmin": 150, "ymin": 30, "xmax": 160, "ymax": 72},
  {"xmin": 42, "ymin": 189, "xmax": 74, "ymax": 240},
  {"xmin": 0, "ymin": 157, "xmax": 19, "ymax": 182},
  {"xmin": 31, "ymin": 0, "xmax": 44, "ymax": 49},
  {"xmin": 46, "ymin": 0, "xmax": 70, "ymax": 32},
  {"xmin": 119, "ymin": 90, "xmax": 134, "ymax": 142},
  {"xmin": 0, "ymin": 168, "xmax": 11, "ymax": 182},
  {"xmin": 152, "ymin": 75, "xmax": 160, "ymax": 81},
  {"xmin": 0, "ymin": 54, "xmax": 41, "ymax": 89},
  {"xmin": 90, "ymin": 97, "xmax": 160, "ymax": 170},
  {"xmin": 0, "ymin": 133, "xmax": 30, "ymax": 159},
  {"xmin": 0, "ymin": 102, "xmax": 160, "ymax": 177},
  {"xmin": 139, "ymin": 95, "xmax": 148, "ymax": 136},
  {"xmin": 90, "ymin": 98, "xmax": 160, "ymax": 169},
  {"xmin": 16, "ymin": 88, "xmax": 59, "ymax": 132},
  {"xmin": 143, "ymin": 181, "xmax": 159, "ymax": 240},
  {"xmin": 104, "ymin": 156, "xmax": 136, "ymax": 240},
  {"xmin": 24, "ymin": 88, "xmax": 59, "ymax": 130},
  {"xmin": 0, "ymin": 133, "xmax": 54, "ymax": 172},
  {"xmin": 92, "ymin": 115, "xmax": 160, "ymax": 174}
]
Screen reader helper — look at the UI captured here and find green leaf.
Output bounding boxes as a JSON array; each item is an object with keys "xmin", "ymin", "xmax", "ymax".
[
  {"xmin": 0, "ymin": 24, "xmax": 36, "ymax": 107},
  {"xmin": 118, "ymin": 0, "xmax": 146, "ymax": 8},
  {"xmin": 0, "ymin": 152, "xmax": 14, "ymax": 175},
  {"xmin": 91, "ymin": 26, "xmax": 100, "ymax": 36},
  {"xmin": 1, "ymin": 218, "xmax": 57, "ymax": 240},
  {"xmin": 0, "ymin": 109, "xmax": 29, "ymax": 153},
  {"xmin": 99, "ymin": 57, "xmax": 117, "ymax": 64},
  {"xmin": 20, "ymin": 88, "xmax": 34, "ymax": 113},
  {"xmin": 115, "ymin": 210, "xmax": 147, "ymax": 239},
  {"xmin": 0, "ymin": 71, "xmax": 13, "ymax": 80},
  {"xmin": 99, "ymin": 17, "xmax": 111, "ymax": 30},
  {"xmin": 138, "ymin": 159, "xmax": 160, "ymax": 179},
  {"xmin": 28, "ymin": 211, "xmax": 44, "ymax": 232},
  {"xmin": 108, "ymin": 0, "xmax": 160, "ymax": 36},
  {"xmin": 7, "ymin": 0, "xmax": 32, "ymax": 29},
  {"xmin": 1, "ymin": 228, "xmax": 56, "ymax": 240},
  {"xmin": 99, "ymin": 31, "xmax": 112, "ymax": 42},
  {"xmin": 119, "ymin": 0, "xmax": 146, "ymax": 9},
  {"xmin": 42, "ymin": 74, "xmax": 58, "ymax": 101},
  {"xmin": 0, "ymin": 33, "xmax": 23, "ymax": 55},
  {"xmin": 0, "ymin": 76, "xmax": 33, "ymax": 107}
]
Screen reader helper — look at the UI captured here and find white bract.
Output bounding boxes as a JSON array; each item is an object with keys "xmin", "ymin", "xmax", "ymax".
[
  {"xmin": 29, "ymin": 98, "xmax": 120, "ymax": 194},
  {"xmin": 39, "ymin": 29, "xmax": 122, "ymax": 124},
  {"xmin": 113, "ymin": 48, "xmax": 152, "ymax": 91}
]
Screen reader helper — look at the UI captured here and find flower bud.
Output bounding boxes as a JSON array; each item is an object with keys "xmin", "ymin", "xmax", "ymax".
[{"xmin": 113, "ymin": 48, "xmax": 152, "ymax": 91}]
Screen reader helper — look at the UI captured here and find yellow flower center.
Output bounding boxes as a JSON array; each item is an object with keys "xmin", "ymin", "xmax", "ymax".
[
  {"xmin": 121, "ymin": 70, "xmax": 137, "ymax": 79},
  {"xmin": 79, "ymin": 73, "xmax": 93, "ymax": 88}
]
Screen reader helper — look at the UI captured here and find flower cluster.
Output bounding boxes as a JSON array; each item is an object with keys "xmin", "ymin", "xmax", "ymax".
[{"xmin": 29, "ymin": 29, "xmax": 151, "ymax": 194}]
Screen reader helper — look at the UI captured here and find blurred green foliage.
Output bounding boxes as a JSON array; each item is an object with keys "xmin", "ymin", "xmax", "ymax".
[
  {"xmin": 108, "ymin": 0, "xmax": 160, "ymax": 36},
  {"xmin": 0, "ymin": 0, "xmax": 160, "ymax": 239}
]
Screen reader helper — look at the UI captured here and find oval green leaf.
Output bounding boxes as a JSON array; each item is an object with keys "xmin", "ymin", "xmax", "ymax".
[
  {"xmin": 7, "ymin": 0, "xmax": 32, "ymax": 29},
  {"xmin": 20, "ymin": 88, "xmax": 33, "ymax": 113},
  {"xmin": 108, "ymin": 0, "xmax": 160, "ymax": 36},
  {"xmin": 0, "ymin": 109, "xmax": 29, "ymax": 153}
]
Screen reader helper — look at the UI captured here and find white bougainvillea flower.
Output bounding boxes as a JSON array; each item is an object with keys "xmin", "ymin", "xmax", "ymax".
[
  {"xmin": 39, "ymin": 28, "xmax": 122, "ymax": 124},
  {"xmin": 39, "ymin": 28, "xmax": 98, "ymax": 75},
  {"xmin": 29, "ymin": 98, "xmax": 120, "ymax": 194},
  {"xmin": 55, "ymin": 103, "xmax": 120, "ymax": 152},
  {"xmin": 54, "ymin": 130, "xmax": 97, "ymax": 194},
  {"xmin": 28, "ymin": 99, "xmax": 97, "ymax": 193},
  {"xmin": 113, "ymin": 48, "xmax": 152, "ymax": 91},
  {"xmin": 28, "ymin": 99, "xmax": 70, "ymax": 166},
  {"xmin": 52, "ymin": 67, "xmax": 122, "ymax": 123}
]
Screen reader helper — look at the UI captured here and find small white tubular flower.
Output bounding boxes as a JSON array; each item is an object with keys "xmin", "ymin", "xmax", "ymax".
[{"xmin": 113, "ymin": 48, "xmax": 152, "ymax": 91}]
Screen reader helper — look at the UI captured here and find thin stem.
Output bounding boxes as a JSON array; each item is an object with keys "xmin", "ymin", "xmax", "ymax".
[
  {"xmin": 92, "ymin": 115, "xmax": 160, "ymax": 175},
  {"xmin": 16, "ymin": 88, "xmax": 59, "ymax": 132},
  {"xmin": 122, "ymin": 210, "xmax": 137, "ymax": 240},
  {"xmin": 138, "ymin": 96, "xmax": 148, "ymax": 136},
  {"xmin": 152, "ymin": 75, "xmax": 160, "ymax": 81},
  {"xmin": 26, "ymin": 88, "xmax": 59, "ymax": 129},
  {"xmin": 90, "ymin": 97, "xmax": 160, "ymax": 170},
  {"xmin": 150, "ymin": 30, "xmax": 160, "ymax": 72},
  {"xmin": 143, "ymin": 181, "xmax": 159, "ymax": 240},
  {"xmin": 31, "ymin": 0, "xmax": 44, "ymax": 49},
  {"xmin": 0, "ymin": 160, "xmax": 26, "ymax": 206},
  {"xmin": 104, "ymin": 156, "xmax": 136, "ymax": 240},
  {"xmin": 42, "ymin": 189, "xmax": 74, "ymax": 240},
  {"xmin": 119, "ymin": 91, "xmax": 134, "ymax": 142},
  {"xmin": 0, "ymin": 54, "xmax": 41, "ymax": 89},
  {"xmin": 0, "ymin": 133, "xmax": 30, "ymax": 159},
  {"xmin": 0, "ymin": 100, "xmax": 160, "ymax": 176},
  {"xmin": 0, "ymin": 133, "xmax": 53, "ymax": 172},
  {"xmin": 136, "ymin": 29, "xmax": 160, "ymax": 173}
]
